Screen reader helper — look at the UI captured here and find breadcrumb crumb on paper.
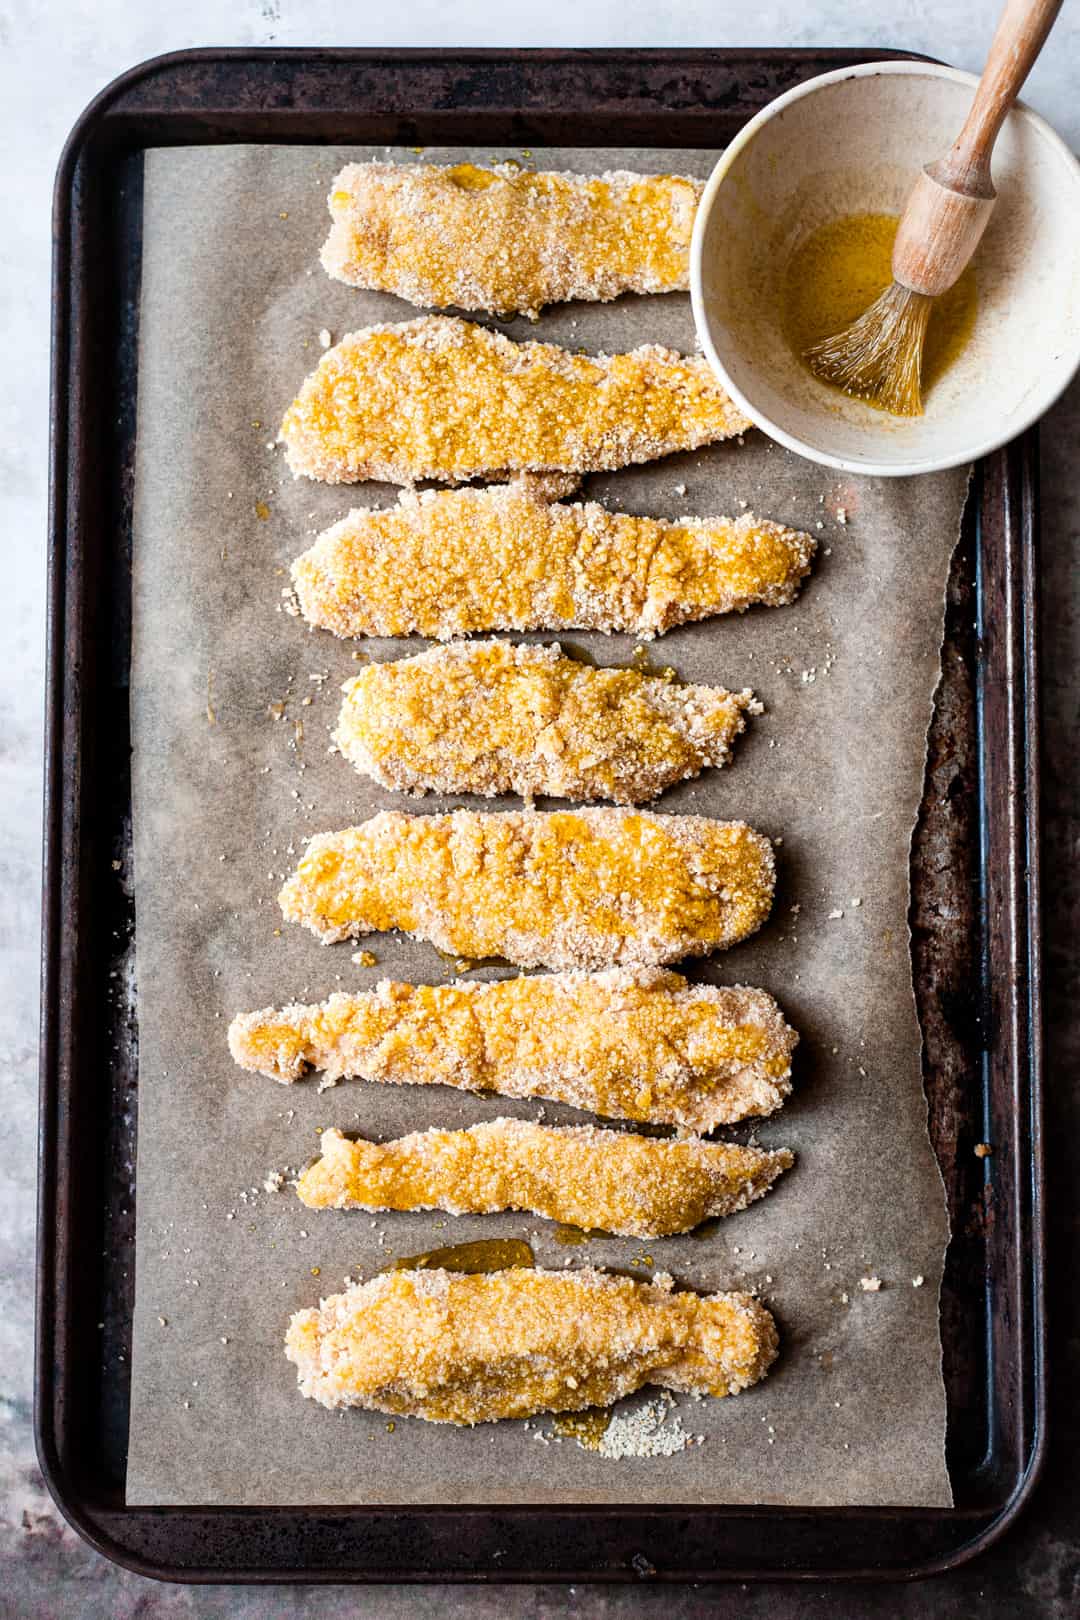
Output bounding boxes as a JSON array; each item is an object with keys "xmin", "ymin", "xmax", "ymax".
[
  {"xmin": 228, "ymin": 966, "xmax": 797, "ymax": 1132},
  {"xmin": 321, "ymin": 161, "xmax": 703, "ymax": 317},
  {"xmin": 279, "ymin": 316, "xmax": 751, "ymax": 485},
  {"xmin": 292, "ymin": 479, "xmax": 816, "ymax": 641},
  {"xmin": 285, "ymin": 1267, "xmax": 778, "ymax": 1422},
  {"xmin": 295, "ymin": 1120, "xmax": 794, "ymax": 1238},
  {"xmin": 594, "ymin": 1395, "xmax": 700, "ymax": 1458},
  {"xmin": 277, "ymin": 808, "xmax": 776, "ymax": 970},
  {"xmin": 334, "ymin": 639, "xmax": 758, "ymax": 804}
]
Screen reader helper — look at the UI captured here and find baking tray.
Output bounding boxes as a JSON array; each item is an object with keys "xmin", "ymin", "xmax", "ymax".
[{"xmin": 37, "ymin": 48, "xmax": 1044, "ymax": 1583}]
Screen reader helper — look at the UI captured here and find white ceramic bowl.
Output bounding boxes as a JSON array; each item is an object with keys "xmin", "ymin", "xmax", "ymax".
[{"xmin": 690, "ymin": 61, "xmax": 1080, "ymax": 476}]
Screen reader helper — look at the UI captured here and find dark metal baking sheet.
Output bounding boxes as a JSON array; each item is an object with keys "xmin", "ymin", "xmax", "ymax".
[{"xmin": 37, "ymin": 47, "xmax": 1044, "ymax": 1582}]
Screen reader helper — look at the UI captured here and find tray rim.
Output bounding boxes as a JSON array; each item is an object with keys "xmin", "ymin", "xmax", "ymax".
[{"xmin": 37, "ymin": 44, "xmax": 1045, "ymax": 1584}]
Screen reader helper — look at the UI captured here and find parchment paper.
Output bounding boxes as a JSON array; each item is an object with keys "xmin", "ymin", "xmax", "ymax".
[{"xmin": 126, "ymin": 145, "xmax": 966, "ymax": 1508}]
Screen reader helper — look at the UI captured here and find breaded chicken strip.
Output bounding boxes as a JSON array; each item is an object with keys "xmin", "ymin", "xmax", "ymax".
[
  {"xmin": 321, "ymin": 161, "xmax": 702, "ymax": 317},
  {"xmin": 279, "ymin": 317, "xmax": 750, "ymax": 484},
  {"xmin": 296, "ymin": 1122, "xmax": 793, "ymax": 1238},
  {"xmin": 227, "ymin": 969, "xmax": 796, "ymax": 1131},
  {"xmin": 291, "ymin": 479, "xmax": 815, "ymax": 641},
  {"xmin": 334, "ymin": 641, "xmax": 758, "ymax": 804},
  {"xmin": 286, "ymin": 1267, "xmax": 778, "ymax": 1421},
  {"xmin": 278, "ymin": 809, "xmax": 775, "ymax": 970}
]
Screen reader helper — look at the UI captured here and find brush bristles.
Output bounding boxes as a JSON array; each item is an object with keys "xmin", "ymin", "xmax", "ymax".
[{"xmin": 804, "ymin": 284, "xmax": 933, "ymax": 418}]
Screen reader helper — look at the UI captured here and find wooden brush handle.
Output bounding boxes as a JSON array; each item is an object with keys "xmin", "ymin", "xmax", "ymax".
[
  {"xmin": 893, "ymin": 0, "xmax": 1063, "ymax": 297},
  {"xmin": 936, "ymin": 0, "xmax": 1063, "ymax": 193}
]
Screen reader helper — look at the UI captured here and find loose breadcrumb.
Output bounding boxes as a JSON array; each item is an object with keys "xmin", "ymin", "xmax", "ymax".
[
  {"xmin": 334, "ymin": 640, "xmax": 758, "ymax": 804},
  {"xmin": 228, "ymin": 967, "xmax": 797, "ymax": 1131},
  {"xmin": 292, "ymin": 478, "xmax": 815, "ymax": 641},
  {"xmin": 296, "ymin": 1121, "xmax": 794, "ymax": 1237},
  {"xmin": 596, "ymin": 1394, "xmax": 699, "ymax": 1458},
  {"xmin": 277, "ymin": 808, "xmax": 776, "ymax": 970},
  {"xmin": 279, "ymin": 316, "xmax": 750, "ymax": 484},
  {"xmin": 286, "ymin": 1267, "xmax": 778, "ymax": 1422},
  {"xmin": 859, "ymin": 1276, "xmax": 883, "ymax": 1293},
  {"xmin": 322, "ymin": 161, "xmax": 702, "ymax": 317}
]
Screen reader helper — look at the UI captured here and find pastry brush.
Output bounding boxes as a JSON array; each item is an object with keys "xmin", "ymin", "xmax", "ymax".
[{"xmin": 805, "ymin": 0, "xmax": 1063, "ymax": 416}]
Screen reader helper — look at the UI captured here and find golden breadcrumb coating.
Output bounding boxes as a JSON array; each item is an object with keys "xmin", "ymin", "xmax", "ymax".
[
  {"xmin": 286, "ymin": 1267, "xmax": 778, "ymax": 1421},
  {"xmin": 227, "ymin": 968, "xmax": 796, "ymax": 1131},
  {"xmin": 334, "ymin": 640, "xmax": 759, "ymax": 805},
  {"xmin": 321, "ymin": 161, "xmax": 702, "ymax": 317},
  {"xmin": 291, "ymin": 478, "xmax": 815, "ymax": 641},
  {"xmin": 279, "ymin": 317, "xmax": 750, "ymax": 484},
  {"xmin": 297, "ymin": 1121, "xmax": 793, "ymax": 1238},
  {"xmin": 278, "ymin": 809, "xmax": 775, "ymax": 970}
]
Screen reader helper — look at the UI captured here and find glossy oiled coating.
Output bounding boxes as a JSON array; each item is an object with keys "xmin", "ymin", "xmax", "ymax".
[
  {"xmin": 286, "ymin": 1267, "xmax": 779, "ymax": 1421},
  {"xmin": 334, "ymin": 640, "xmax": 758, "ymax": 804},
  {"xmin": 297, "ymin": 1122, "xmax": 793, "ymax": 1238},
  {"xmin": 227, "ymin": 968, "xmax": 797, "ymax": 1132},
  {"xmin": 277, "ymin": 809, "xmax": 776, "ymax": 971},
  {"xmin": 279, "ymin": 317, "xmax": 750, "ymax": 484},
  {"xmin": 320, "ymin": 161, "xmax": 703, "ymax": 317},
  {"xmin": 292, "ymin": 479, "xmax": 816, "ymax": 641}
]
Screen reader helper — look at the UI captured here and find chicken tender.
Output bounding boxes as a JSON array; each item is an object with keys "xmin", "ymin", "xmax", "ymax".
[
  {"xmin": 291, "ymin": 479, "xmax": 815, "ymax": 641},
  {"xmin": 334, "ymin": 640, "xmax": 758, "ymax": 804},
  {"xmin": 297, "ymin": 1121, "xmax": 793, "ymax": 1238},
  {"xmin": 286, "ymin": 1266, "xmax": 778, "ymax": 1421},
  {"xmin": 321, "ymin": 161, "xmax": 702, "ymax": 317},
  {"xmin": 279, "ymin": 317, "xmax": 750, "ymax": 484},
  {"xmin": 278, "ymin": 809, "xmax": 776, "ymax": 970},
  {"xmin": 228, "ymin": 968, "xmax": 796, "ymax": 1131}
]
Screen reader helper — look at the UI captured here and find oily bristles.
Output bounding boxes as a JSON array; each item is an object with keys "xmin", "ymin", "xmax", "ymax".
[{"xmin": 804, "ymin": 283, "xmax": 933, "ymax": 418}]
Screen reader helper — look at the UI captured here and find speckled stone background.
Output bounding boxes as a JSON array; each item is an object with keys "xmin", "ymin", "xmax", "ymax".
[{"xmin": 4, "ymin": 2, "xmax": 1078, "ymax": 1613}]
